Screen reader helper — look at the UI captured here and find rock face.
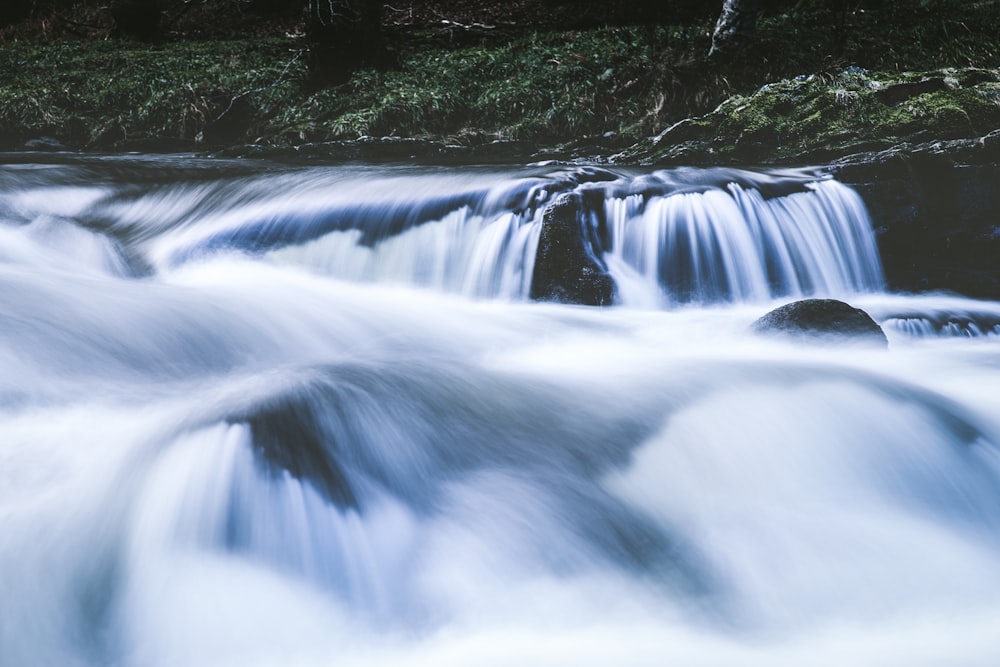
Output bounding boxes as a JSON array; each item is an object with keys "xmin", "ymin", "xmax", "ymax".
[
  {"xmin": 834, "ymin": 148, "xmax": 1000, "ymax": 301},
  {"xmin": 752, "ymin": 299, "xmax": 888, "ymax": 347},
  {"xmin": 530, "ymin": 193, "xmax": 615, "ymax": 306}
]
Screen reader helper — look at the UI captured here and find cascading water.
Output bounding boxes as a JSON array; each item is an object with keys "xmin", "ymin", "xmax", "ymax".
[
  {"xmin": 603, "ymin": 178, "xmax": 883, "ymax": 305},
  {"xmin": 1, "ymin": 155, "xmax": 999, "ymax": 667},
  {"xmin": 7, "ymin": 159, "xmax": 882, "ymax": 304}
]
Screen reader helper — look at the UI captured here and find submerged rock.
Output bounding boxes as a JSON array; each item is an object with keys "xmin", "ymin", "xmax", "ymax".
[
  {"xmin": 752, "ymin": 298, "xmax": 888, "ymax": 347},
  {"xmin": 234, "ymin": 392, "xmax": 357, "ymax": 509},
  {"xmin": 530, "ymin": 193, "xmax": 616, "ymax": 306}
]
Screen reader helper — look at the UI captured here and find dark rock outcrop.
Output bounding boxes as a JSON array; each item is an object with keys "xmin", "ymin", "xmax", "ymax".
[
  {"xmin": 752, "ymin": 298, "xmax": 888, "ymax": 347},
  {"xmin": 530, "ymin": 193, "xmax": 615, "ymax": 306},
  {"xmin": 834, "ymin": 146, "xmax": 1000, "ymax": 301}
]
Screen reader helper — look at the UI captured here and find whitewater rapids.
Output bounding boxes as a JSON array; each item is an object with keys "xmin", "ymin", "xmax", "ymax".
[{"xmin": 1, "ymin": 156, "xmax": 999, "ymax": 667}]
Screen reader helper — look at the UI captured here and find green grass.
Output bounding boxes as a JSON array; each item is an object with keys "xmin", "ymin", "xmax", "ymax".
[
  {"xmin": 290, "ymin": 26, "xmax": 688, "ymax": 144},
  {"xmin": 624, "ymin": 67, "xmax": 1000, "ymax": 165},
  {"xmin": 0, "ymin": 25, "xmax": 705, "ymax": 149},
  {"xmin": 0, "ymin": 39, "xmax": 301, "ymax": 145},
  {"xmin": 0, "ymin": 1, "xmax": 997, "ymax": 154}
]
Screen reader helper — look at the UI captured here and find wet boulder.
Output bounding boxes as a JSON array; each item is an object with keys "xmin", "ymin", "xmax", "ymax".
[
  {"xmin": 530, "ymin": 193, "xmax": 615, "ymax": 306},
  {"xmin": 752, "ymin": 298, "xmax": 888, "ymax": 347}
]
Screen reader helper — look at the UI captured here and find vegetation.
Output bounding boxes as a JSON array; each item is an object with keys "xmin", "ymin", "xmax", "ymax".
[
  {"xmin": 0, "ymin": 38, "xmax": 298, "ymax": 148},
  {"xmin": 622, "ymin": 67, "xmax": 1000, "ymax": 164},
  {"xmin": 0, "ymin": 1, "xmax": 997, "ymax": 160},
  {"xmin": 0, "ymin": 23, "xmax": 708, "ymax": 151}
]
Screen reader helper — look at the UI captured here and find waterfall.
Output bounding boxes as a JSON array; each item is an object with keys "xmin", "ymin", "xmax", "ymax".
[
  {"xmin": 604, "ymin": 178, "xmax": 883, "ymax": 305},
  {"xmin": 9, "ymin": 161, "xmax": 883, "ymax": 304},
  {"xmin": 2, "ymin": 155, "xmax": 999, "ymax": 667},
  {"xmin": 187, "ymin": 167, "xmax": 884, "ymax": 304}
]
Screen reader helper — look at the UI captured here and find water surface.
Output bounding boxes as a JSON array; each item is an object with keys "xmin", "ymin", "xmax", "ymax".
[{"xmin": 1, "ymin": 155, "xmax": 999, "ymax": 667}]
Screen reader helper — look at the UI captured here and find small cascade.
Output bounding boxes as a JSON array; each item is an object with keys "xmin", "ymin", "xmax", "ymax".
[
  {"xmin": 859, "ymin": 294, "xmax": 1000, "ymax": 339},
  {"xmin": 124, "ymin": 166, "xmax": 594, "ymax": 299},
  {"xmin": 265, "ymin": 206, "xmax": 544, "ymax": 299},
  {"xmin": 604, "ymin": 178, "xmax": 883, "ymax": 305},
  {"xmin": 883, "ymin": 316, "xmax": 1000, "ymax": 338},
  {"xmin": 20, "ymin": 162, "xmax": 884, "ymax": 306},
  {"xmin": 127, "ymin": 423, "xmax": 410, "ymax": 621}
]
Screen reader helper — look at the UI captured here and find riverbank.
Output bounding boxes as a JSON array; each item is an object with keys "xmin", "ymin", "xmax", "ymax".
[{"xmin": 1, "ymin": 2, "xmax": 998, "ymax": 164}]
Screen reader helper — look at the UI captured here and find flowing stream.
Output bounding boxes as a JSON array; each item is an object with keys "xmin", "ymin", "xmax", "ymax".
[{"xmin": 1, "ymin": 155, "xmax": 999, "ymax": 667}]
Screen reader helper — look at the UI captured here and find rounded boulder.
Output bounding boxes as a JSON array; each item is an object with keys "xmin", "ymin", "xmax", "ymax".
[{"xmin": 752, "ymin": 298, "xmax": 888, "ymax": 348}]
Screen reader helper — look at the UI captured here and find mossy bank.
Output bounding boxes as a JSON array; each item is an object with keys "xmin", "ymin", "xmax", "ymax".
[
  {"xmin": 620, "ymin": 67, "xmax": 1000, "ymax": 166},
  {"xmin": 0, "ymin": 27, "xmax": 692, "ymax": 155},
  {"xmin": 1, "ymin": 2, "xmax": 999, "ymax": 163}
]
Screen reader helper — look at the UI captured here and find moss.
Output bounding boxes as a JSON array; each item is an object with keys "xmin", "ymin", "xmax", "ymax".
[
  {"xmin": 1, "ymin": 0, "xmax": 998, "ymax": 156},
  {"xmin": 0, "ymin": 39, "xmax": 301, "ymax": 146},
  {"xmin": 632, "ymin": 66, "xmax": 1000, "ymax": 165},
  {"xmin": 1, "ymin": 25, "xmax": 698, "ymax": 149}
]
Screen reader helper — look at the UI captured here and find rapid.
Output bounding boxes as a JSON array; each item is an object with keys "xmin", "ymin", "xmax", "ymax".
[{"xmin": 1, "ymin": 155, "xmax": 999, "ymax": 667}]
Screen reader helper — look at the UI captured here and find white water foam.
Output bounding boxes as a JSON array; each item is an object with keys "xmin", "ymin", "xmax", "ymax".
[{"xmin": 1, "ymin": 158, "xmax": 998, "ymax": 667}]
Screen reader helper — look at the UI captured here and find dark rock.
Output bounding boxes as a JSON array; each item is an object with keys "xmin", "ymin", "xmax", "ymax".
[
  {"xmin": 235, "ymin": 393, "xmax": 357, "ymax": 509},
  {"xmin": 874, "ymin": 77, "xmax": 949, "ymax": 105},
  {"xmin": 834, "ymin": 149, "xmax": 1000, "ymax": 301},
  {"xmin": 530, "ymin": 193, "xmax": 615, "ymax": 306},
  {"xmin": 752, "ymin": 299, "xmax": 888, "ymax": 347}
]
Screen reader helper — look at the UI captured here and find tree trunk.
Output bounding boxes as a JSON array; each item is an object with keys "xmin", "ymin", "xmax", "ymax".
[
  {"xmin": 709, "ymin": 0, "xmax": 759, "ymax": 58},
  {"xmin": 110, "ymin": 0, "xmax": 161, "ymax": 42},
  {"xmin": 307, "ymin": 0, "xmax": 384, "ymax": 87}
]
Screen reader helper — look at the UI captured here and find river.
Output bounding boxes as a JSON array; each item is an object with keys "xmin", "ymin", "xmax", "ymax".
[{"xmin": 1, "ymin": 154, "xmax": 999, "ymax": 666}]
